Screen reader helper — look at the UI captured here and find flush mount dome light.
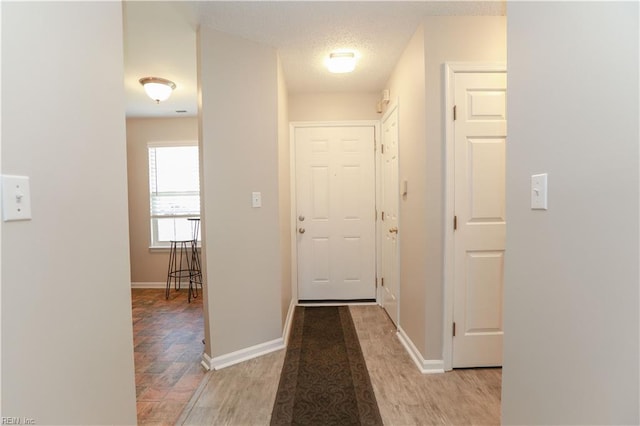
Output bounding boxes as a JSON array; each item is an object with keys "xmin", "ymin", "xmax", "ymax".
[
  {"xmin": 139, "ymin": 77, "xmax": 176, "ymax": 103},
  {"xmin": 326, "ymin": 51, "xmax": 357, "ymax": 74}
]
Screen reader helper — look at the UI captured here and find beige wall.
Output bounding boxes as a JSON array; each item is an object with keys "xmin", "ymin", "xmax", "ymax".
[
  {"xmin": 288, "ymin": 92, "xmax": 380, "ymax": 122},
  {"xmin": 422, "ymin": 16, "xmax": 507, "ymax": 358},
  {"xmin": 198, "ymin": 27, "xmax": 284, "ymax": 357},
  {"xmin": 384, "ymin": 24, "xmax": 429, "ymax": 355},
  {"xmin": 126, "ymin": 117, "xmax": 199, "ymax": 284},
  {"xmin": 278, "ymin": 57, "xmax": 292, "ymax": 325},
  {"xmin": 384, "ymin": 16, "xmax": 506, "ymax": 361},
  {"xmin": 1, "ymin": 2, "xmax": 137, "ymax": 423},
  {"xmin": 502, "ymin": 2, "xmax": 639, "ymax": 423}
]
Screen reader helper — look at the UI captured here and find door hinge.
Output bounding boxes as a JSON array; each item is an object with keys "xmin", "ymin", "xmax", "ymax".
[
  {"xmin": 381, "ymin": 277, "xmax": 385, "ymax": 287},
  {"xmin": 453, "ymin": 105, "xmax": 457, "ymax": 121},
  {"xmin": 381, "ymin": 144, "xmax": 385, "ymax": 154},
  {"xmin": 453, "ymin": 322, "xmax": 456, "ymax": 337},
  {"xmin": 454, "ymin": 215, "xmax": 458, "ymax": 231},
  {"xmin": 382, "ymin": 211, "xmax": 385, "ymax": 221}
]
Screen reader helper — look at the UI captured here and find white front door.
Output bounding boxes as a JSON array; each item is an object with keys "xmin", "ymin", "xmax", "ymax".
[
  {"xmin": 452, "ymin": 71, "xmax": 507, "ymax": 368},
  {"xmin": 295, "ymin": 126, "xmax": 376, "ymax": 301},
  {"xmin": 381, "ymin": 106, "xmax": 400, "ymax": 325}
]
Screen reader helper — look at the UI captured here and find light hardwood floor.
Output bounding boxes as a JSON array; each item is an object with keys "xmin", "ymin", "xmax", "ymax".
[
  {"xmin": 351, "ymin": 305, "xmax": 502, "ymax": 425},
  {"xmin": 178, "ymin": 305, "xmax": 501, "ymax": 425}
]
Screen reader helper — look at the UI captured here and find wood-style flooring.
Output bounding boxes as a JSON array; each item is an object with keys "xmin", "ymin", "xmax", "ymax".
[
  {"xmin": 131, "ymin": 288, "xmax": 207, "ymax": 425},
  {"xmin": 178, "ymin": 304, "xmax": 501, "ymax": 425},
  {"xmin": 351, "ymin": 305, "xmax": 502, "ymax": 425}
]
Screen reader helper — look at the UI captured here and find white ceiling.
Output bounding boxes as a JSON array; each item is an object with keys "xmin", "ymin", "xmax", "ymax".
[{"xmin": 123, "ymin": 1, "xmax": 505, "ymax": 118}]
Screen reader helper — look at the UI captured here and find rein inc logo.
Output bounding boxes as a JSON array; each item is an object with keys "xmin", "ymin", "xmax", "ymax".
[{"xmin": 1, "ymin": 418, "xmax": 35, "ymax": 425}]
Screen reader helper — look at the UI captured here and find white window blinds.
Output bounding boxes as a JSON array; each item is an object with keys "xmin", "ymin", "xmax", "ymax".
[{"xmin": 148, "ymin": 143, "xmax": 200, "ymax": 246}]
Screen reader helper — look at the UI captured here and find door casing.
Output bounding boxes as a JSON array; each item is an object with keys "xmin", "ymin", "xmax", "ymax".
[
  {"xmin": 380, "ymin": 103, "xmax": 401, "ymax": 326},
  {"xmin": 289, "ymin": 121, "xmax": 381, "ymax": 304},
  {"xmin": 443, "ymin": 62, "xmax": 507, "ymax": 371}
]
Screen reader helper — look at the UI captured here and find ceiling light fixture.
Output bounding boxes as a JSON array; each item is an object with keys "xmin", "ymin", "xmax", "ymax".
[
  {"xmin": 139, "ymin": 77, "xmax": 176, "ymax": 103},
  {"xmin": 326, "ymin": 51, "xmax": 357, "ymax": 74}
]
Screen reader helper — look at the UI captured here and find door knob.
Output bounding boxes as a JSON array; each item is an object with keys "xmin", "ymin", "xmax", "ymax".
[
  {"xmin": 298, "ymin": 215, "xmax": 305, "ymax": 222},
  {"xmin": 389, "ymin": 227, "xmax": 398, "ymax": 234},
  {"xmin": 298, "ymin": 228, "xmax": 306, "ymax": 234}
]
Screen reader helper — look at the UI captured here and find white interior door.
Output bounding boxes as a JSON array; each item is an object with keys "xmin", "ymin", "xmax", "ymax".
[
  {"xmin": 452, "ymin": 71, "xmax": 507, "ymax": 368},
  {"xmin": 381, "ymin": 107, "xmax": 400, "ymax": 325},
  {"xmin": 295, "ymin": 126, "xmax": 376, "ymax": 300}
]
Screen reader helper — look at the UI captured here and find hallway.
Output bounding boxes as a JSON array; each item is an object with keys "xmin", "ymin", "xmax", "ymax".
[{"xmin": 178, "ymin": 305, "xmax": 501, "ymax": 425}]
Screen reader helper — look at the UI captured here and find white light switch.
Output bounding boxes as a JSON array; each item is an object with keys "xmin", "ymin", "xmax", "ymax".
[
  {"xmin": 252, "ymin": 191, "xmax": 262, "ymax": 208},
  {"xmin": 531, "ymin": 173, "xmax": 548, "ymax": 210},
  {"xmin": 2, "ymin": 175, "xmax": 32, "ymax": 221}
]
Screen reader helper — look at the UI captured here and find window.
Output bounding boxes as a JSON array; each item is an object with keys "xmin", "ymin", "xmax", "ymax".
[{"xmin": 148, "ymin": 142, "xmax": 200, "ymax": 248}]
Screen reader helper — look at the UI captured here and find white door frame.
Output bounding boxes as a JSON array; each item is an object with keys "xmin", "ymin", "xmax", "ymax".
[
  {"xmin": 289, "ymin": 121, "xmax": 381, "ymax": 303},
  {"xmin": 442, "ymin": 62, "xmax": 507, "ymax": 371},
  {"xmin": 379, "ymin": 102, "xmax": 401, "ymax": 326}
]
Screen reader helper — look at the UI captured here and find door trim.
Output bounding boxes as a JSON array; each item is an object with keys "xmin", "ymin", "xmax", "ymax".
[
  {"xmin": 289, "ymin": 121, "xmax": 381, "ymax": 304},
  {"xmin": 379, "ymin": 101, "xmax": 401, "ymax": 326},
  {"xmin": 442, "ymin": 62, "xmax": 507, "ymax": 371}
]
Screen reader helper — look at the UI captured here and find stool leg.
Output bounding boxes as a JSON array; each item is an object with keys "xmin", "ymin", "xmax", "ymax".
[
  {"xmin": 185, "ymin": 243, "xmax": 193, "ymax": 303},
  {"xmin": 165, "ymin": 241, "xmax": 177, "ymax": 299},
  {"xmin": 188, "ymin": 240, "xmax": 199, "ymax": 303},
  {"xmin": 176, "ymin": 242, "xmax": 182, "ymax": 291},
  {"xmin": 188, "ymin": 218, "xmax": 202, "ymax": 303}
]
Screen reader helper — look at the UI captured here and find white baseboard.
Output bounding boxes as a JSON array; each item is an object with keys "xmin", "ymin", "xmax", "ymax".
[
  {"xmin": 201, "ymin": 352, "xmax": 213, "ymax": 371},
  {"xmin": 200, "ymin": 300, "xmax": 297, "ymax": 371},
  {"xmin": 131, "ymin": 282, "xmax": 166, "ymax": 289},
  {"xmin": 282, "ymin": 300, "xmax": 296, "ymax": 345},
  {"xmin": 397, "ymin": 326, "xmax": 445, "ymax": 374},
  {"xmin": 203, "ymin": 338, "xmax": 285, "ymax": 371}
]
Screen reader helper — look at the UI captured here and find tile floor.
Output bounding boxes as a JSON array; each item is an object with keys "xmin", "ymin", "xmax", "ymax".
[{"xmin": 131, "ymin": 288, "xmax": 207, "ymax": 425}]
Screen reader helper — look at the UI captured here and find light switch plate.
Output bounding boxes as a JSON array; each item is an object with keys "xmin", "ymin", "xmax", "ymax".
[
  {"xmin": 252, "ymin": 191, "xmax": 262, "ymax": 208},
  {"xmin": 2, "ymin": 175, "xmax": 32, "ymax": 221},
  {"xmin": 531, "ymin": 173, "xmax": 548, "ymax": 210}
]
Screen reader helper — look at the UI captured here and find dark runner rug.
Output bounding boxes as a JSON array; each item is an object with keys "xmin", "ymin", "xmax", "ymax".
[{"xmin": 271, "ymin": 306, "xmax": 383, "ymax": 426}]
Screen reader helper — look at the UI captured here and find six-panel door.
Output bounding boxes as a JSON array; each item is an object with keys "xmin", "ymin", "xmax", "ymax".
[
  {"xmin": 453, "ymin": 71, "xmax": 507, "ymax": 368},
  {"xmin": 295, "ymin": 126, "xmax": 376, "ymax": 300}
]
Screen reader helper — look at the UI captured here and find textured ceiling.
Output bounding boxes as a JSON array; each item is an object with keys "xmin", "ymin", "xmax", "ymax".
[{"xmin": 124, "ymin": 1, "xmax": 505, "ymax": 118}]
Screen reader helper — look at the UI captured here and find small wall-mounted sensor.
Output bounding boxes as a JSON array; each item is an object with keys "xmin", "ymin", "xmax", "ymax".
[
  {"xmin": 2, "ymin": 175, "xmax": 32, "ymax": 221},
  {"xmin": 377, "ymin": 89, "xmax": 391, "ymax": 114}
]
